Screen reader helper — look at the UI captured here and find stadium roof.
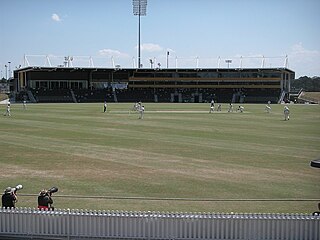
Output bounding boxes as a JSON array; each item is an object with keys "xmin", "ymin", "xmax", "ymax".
[{"xmin": 15, "ymin": 66, "xmax": 295, "ymax": 74}]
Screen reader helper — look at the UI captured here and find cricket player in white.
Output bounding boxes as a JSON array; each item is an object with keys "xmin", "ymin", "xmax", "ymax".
[
  {"xmin": 217, "ymin": 104, "xmax": 222, "ymax": 111},
  {"xmin": 284, "ymin": 106, "xmax": 290, "ymax": 120},
  {"xmin": 132, "ymin": 102, "xmax": 139, "ymax": 111},
  {"xmin": 209, "ymin": 100, "xmax": 215, "ymax": 113},
  {"xmin": 237, "ymin": 105, "xmax": 244, "ymax": 113},
  {"xmin": 265, "ymin": 101, "xmax": 271, "ymax": 113},
  {"xmin": 4, "ymin": 101, "xmax": 11, "ymax": 116},
  {"xmin": 103, "ymin": 101, "xmax": 107, "ymax": 113},
  {"xmin": 23, "ymin": 100, "xmax": 27, "ymax": 110},
  {"xmin": 228, "ymin": 103, "xmax": 233, "ymax": 112},
  {"xmin": 139, "ymin": 105, "xmax": 145, "ymax": 119}
]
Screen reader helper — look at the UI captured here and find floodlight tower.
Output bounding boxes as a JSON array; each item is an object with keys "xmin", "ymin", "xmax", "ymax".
[
  {"xmin": 225, "ymin": 59, "xmax": 232, "ymax": 68},
  {"xmin": 133, "ymin": 0, "xmax": 147, "ymax": 69},
  {"xmin": 4, "ymin": 65, "xmax": 8, "ymax": 80},
  {"xmin": 8, "ymin": 62, "xmax": 11, "ymax": 79}
]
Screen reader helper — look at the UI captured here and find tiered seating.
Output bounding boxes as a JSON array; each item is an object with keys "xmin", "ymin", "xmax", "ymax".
[
  {"xmin": 200, "ymin": 89, "xmax": 234, "ymax": 103},
  {"xmin": 179, "ymin": 89, "xmax": 195, "ymax": 103},
  {"xmin": 244, "ymin": 89, "xmax": 280, "ymax": 103},
  {"xmin": 32, "ymin": 89, "xmax": 73, "ymax": 103},
  {"xmin": 155, "ymin": 88, "xmax": 171, "ymax": 102},
  {"xmin": 73, "ymin": 89, "xmax": 113, "ymax": 103},
  {"xmin": 116, "ymin": 88, "xmax": 154, "ymax": 102},
  {"xmin": 28, "ymin": 87, "xmax": 281, "ymax": 103}
]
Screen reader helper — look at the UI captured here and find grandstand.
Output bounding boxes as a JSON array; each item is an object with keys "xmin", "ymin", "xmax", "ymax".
[{"xmin": 12, "ymin": 67, "xmax": 294, "ymax": 103}]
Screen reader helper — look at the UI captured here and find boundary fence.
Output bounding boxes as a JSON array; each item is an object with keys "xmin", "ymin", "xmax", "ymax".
[{"xmin": 1, "ymin": 208, "xmax": 319, "ymax": 239}]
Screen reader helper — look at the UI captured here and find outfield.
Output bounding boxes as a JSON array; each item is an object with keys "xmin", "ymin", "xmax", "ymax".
[{"xmin": 0, "ymin": 102, "xmax": 319, "ymax": 213}]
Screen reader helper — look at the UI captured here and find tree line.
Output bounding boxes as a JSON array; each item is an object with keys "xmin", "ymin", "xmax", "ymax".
[{"xmin": 291, "ymin": 76, "xmax": 320, "ymax": 92}]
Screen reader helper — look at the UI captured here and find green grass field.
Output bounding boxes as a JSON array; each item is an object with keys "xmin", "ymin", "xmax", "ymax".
[{"xmin": 0, "ymin": 102, "xmax": 319, "ymax": 213}]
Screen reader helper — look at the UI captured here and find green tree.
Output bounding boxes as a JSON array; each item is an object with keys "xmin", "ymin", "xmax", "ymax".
[{"xmin": 291, "ymin": 76, "xmax": 320, "ymax": 91}]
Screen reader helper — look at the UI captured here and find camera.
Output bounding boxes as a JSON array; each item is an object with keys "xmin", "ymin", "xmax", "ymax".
[
  {"xmin": 5, "ymin": 184, "xmax": 23, "ymax": 194},
  {"xmin": 47, "ymin": 187, "xmax": 58, "ymax": 195},
  {"xmin": 12, "ymin": 184, "xmax": 23, "ymax": 193}
]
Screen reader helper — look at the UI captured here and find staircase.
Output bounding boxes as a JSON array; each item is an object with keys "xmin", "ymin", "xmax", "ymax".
[
  {"xmin": 70, "ymin": 89, "xmax": 77, "ymax": 103},
  {"xmin": 27, "ymin": 90, "xmax": 37, "ymax": 103},
  {"xmin": 278, "ymin": 91, "xmax": 286, "ymax": 103}
]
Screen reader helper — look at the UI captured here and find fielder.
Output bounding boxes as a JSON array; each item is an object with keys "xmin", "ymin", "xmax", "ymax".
[
  {"xmin": 217, "ymin": 104, "xmax": 222, "ymax": 111},
  {"xmin": 284, "ymin": 106, "xmax": 290, "ymax": 120},
  {"xmin": 4, "ymin": 101, "xmax": 11, "ymax": 116},
  {"xmin": 237, "ymin": 105, "xmax": 244, "ymax": 113},
  {"xmin": 209, "ymin": 100, "xmax": 215, "ymax": 113},
  {"xmin": 138, "ymin": 101, "xmax": 142, "ymax": 111},
  {"xmin": 103, "ymin": 101, "xmax": 107, "ymax": 113},
  {"xmin": 209, "ymin": 105, "xmax": 214, "ymax": 113},
  {"xmin": 23, "ymin": 100, "xmax": 27, "ymax": 110},
  {"xmin": 139, "ymin": 105, "xmax": 145, "ymax": 119},
  {"xmin": 265, "ymin": 101, "xmax": 271, "ymax": 113},
  {"xmin": 132, "ymin": 102, "xmax": 139, "ymax": 111},
  {"xmin": 265, "ymin": 105, "xmax": 271, "ymax": 113},
  {"xmin": 228, "ymin": 103, "xmax": 233, "ymax": 112}
]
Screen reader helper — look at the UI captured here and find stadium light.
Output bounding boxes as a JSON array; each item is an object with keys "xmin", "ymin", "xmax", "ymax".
[
  {"xmin": 149, "ymin": 58, "xmax": 154, "ymax": 68},
  {"xmin": 4, "ymin": 64, "xmax": 8, "ymax": 80},
  {"xmin": 8, "ymin": 61, "xmax": 11, "ymax": 79},
  {"xmin": 133, "ymin": 0, "xmax": 147, "ymax": 69},
  {"xmin": 225, "ymin": 59, "xmax": 232, "ymax": 68}
]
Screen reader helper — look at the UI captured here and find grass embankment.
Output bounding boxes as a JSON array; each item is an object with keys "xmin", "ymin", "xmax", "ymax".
[
  {"xmin": 0, "ymin": 93, "xmax": 8, "ymax": 102},
  {"xmin": 300, "ymin": 92, "xmax": 320, "ymax": 103}
]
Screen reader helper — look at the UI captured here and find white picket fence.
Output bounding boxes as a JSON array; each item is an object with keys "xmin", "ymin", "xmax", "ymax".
[{"xmin": 1, "ymin": 208, "xmax": 319, "ymax": 239}]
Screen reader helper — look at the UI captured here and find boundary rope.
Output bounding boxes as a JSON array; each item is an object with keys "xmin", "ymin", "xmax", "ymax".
[{"xmin": 19, "ymin": 194, "xmax": 319, "ymax": 202}]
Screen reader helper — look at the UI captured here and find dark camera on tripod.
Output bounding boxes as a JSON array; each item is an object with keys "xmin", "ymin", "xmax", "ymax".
[{"xmin": 47, "ymin": 187, "xmax": 58, "ymax": 195}]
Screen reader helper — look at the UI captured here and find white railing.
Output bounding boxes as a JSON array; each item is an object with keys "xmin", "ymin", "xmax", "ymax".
[
  {"xmin": 1, "ymin": 208, "xmax": 319, "ymax": 239},
  {"xmin": 21, "ymin": 54, "xmax": 289, "ymax": 70}
]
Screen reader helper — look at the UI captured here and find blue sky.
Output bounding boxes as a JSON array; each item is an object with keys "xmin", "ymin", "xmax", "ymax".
[{"xmin": 1, "ymin": 0, "xmax": 320, "ymax": 78}]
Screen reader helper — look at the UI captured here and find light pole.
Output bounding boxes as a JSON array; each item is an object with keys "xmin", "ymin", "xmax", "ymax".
[
  {"xmin": 166, "ymin": 51, "xmax": 169, "ymax": 68},
  {"xmin": 64, "ymin": 56, "xmax": 73, "ymax": 67},
  {"xmin": 4, "ymin": 65, "xmax": 8, "ymax": 80},
  {"xmin": 8, "ymin": 61, "xmax": 11, "ymax": 79},
  {"xmin": 133, "ymin": 0, "xmax": 147, "ymax": 69},
  {"xmin": 149, "ymin": 58, "xmax": 154, "ymax": 68},
  {"xmin": 225, "ymin": 59, "xmax": 232, "ymax": 68}
]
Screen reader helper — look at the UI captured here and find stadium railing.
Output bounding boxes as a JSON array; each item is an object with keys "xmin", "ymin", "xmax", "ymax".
[{"xmin": 1, "ymin": 207, "xmax": 319, "ymax": 239}]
